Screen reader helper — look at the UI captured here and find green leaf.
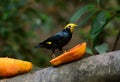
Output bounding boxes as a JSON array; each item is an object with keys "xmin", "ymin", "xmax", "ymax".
[
  {"xmin": 96, "ymin": 0, "xmax": 100, "ymax": 6},
  {"xmin": 90, "ymin": 11, "xmax": 107, "ymax": 39},
  {"xmin": 116, "ymin": 10, "xmax": 120, "ymax": 14},
  {"xmin": 78, "ymin": 9, "xmax": 96, "ymax": 27},
  {"xmin": 90, "ymin": 11, "xmax": 113, "ymax": 39},
  {"xmin": 95, "ymin": 43, "xmax": 108, "ymax": 54},
  {"xmin": 89, "ymin": 11, "xmax": 114, "ymax": 48},
  {"xmin": 86, "ymin": 47, "xmax": 93, "ymax": 55},
  {"xmin": 116, "ymin": 10, "xmax": 120, "ymax": 17},
  {"xmin": 3, "ymin": 12, "xmax": 9, "ymax": 20},
  {"xmin": 69, "ymin": 4, "xmax": 95, "ymax": 23}
]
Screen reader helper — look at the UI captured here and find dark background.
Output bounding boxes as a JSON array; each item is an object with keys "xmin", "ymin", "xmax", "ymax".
[{"xmin": 0, "ymin": 0, "xmax": 120, "ymax": 67}]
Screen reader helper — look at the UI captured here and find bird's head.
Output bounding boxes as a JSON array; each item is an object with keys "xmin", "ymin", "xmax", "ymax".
[{"xmin": 64, "ymin": 23, "xmax": 78, "ymax": 32}]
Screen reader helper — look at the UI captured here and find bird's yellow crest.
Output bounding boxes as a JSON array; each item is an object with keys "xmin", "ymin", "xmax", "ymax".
[{"xmin": 64, "ymin": 23, "xmax": 77, "ymax": 32}]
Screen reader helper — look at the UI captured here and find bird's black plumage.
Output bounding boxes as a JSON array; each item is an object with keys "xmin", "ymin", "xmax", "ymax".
[
  {"xmin": 35, "ymin": 23, "xmax": 77, "ymax": 57},
  {"xmin": 35, "ymin": 28, "xmax": 72, "ymax": 52}
]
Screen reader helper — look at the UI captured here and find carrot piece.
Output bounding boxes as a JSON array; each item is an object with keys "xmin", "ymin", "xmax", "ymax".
[
  {"xmin": 50, "ymin": 42, "xmax": 86, "ymax": 66},
  {"xmin": 0, "ymin": 57, "xmax": 32, "ymax": 77}
]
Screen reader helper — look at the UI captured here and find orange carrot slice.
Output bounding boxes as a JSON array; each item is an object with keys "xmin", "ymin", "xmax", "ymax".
[
  {"xmin": 50, "ymin": 42, "xmax": 86, "ymax": 66},
  {"xmin": 0, "ymin": 57, "xmax": 32, "ymax": 77}
]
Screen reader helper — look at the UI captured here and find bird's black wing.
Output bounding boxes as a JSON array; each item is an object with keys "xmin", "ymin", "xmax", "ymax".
[
  {"xmin": 44, "ymin": 31, "xmax": 64, "ymax": 44},
  {"xmin": 38, "ymin": 30, "xmax": 72, "ymax": 51},
  {"xmin": 38, "ymin": 31, "xmax": 63, "ymax": 49}
]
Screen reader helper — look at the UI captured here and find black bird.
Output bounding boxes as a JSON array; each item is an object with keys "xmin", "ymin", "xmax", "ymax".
[{"xmin": 35, "ymin": 23, "xmax": 77, "ymax": 58}]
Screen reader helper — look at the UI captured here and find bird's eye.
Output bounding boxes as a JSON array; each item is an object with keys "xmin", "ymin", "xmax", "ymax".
[{"xmin": 68, "ymin": 26, "xmax": 71, "ymax": 28}]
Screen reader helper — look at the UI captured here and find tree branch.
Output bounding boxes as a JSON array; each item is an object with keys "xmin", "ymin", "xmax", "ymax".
[{"xmin": 0, "ymin": 50, "xmax": 120, "ymax": 82}]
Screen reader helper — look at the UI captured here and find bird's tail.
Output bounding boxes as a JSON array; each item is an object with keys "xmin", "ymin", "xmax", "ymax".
[{"xmin": 34, "ymin": 45, "xmax": 43, "ymax": 48}]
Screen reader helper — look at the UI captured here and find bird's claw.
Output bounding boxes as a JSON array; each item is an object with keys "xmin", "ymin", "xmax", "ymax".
[
  {"xmin": 64, "ymin": 50, "xmax": 67, "ymax": 53},
  {"xmin": 63, "ymin": 49, "xmax": 68, "ymax": 53}
]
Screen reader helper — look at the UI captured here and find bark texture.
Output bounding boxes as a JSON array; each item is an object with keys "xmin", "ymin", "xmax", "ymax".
[{"xmin": 0, "ymin": 50, "xmax": 120, "ymax": 82}]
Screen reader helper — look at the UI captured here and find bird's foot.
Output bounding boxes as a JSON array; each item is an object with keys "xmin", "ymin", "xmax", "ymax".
[
  {"xmin": 63, "ymin": 50, "xmax": 67, "ymax": 53},
  {"xmin": 63, "ymin": 49, "xmax": 68, "ymax": 53}
]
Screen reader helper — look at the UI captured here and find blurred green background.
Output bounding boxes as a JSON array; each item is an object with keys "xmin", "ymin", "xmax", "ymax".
[{"xmin": 0, "ymin": 0, "xmax": 120, "ymax": 67}]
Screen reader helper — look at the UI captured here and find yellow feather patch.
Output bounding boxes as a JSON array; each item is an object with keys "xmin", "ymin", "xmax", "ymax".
[{"xmin": 46, "ymin": 42, "xmax": 52, "ymax": 45}]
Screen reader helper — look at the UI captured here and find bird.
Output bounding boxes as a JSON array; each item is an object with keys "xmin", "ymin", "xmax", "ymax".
[{"xmin": 35, "ymin": 23, "xmax": 77, "ymax": 58}]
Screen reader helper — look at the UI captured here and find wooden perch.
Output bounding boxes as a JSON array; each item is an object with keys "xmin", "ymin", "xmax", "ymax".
[{"xmin": 0, "ymin": 50, "xmax": 120, "ymax": 82}]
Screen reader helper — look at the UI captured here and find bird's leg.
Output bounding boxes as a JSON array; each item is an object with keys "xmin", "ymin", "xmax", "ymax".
[
  {"xmin": 52, "ymin": 53, "xmax": 55, "ymax": 58},
  {"xmin": 59, "ymin": 48, "xmax": 67, "ymax": 53},
  {"xmin": 51, "ymin": 49, "xmax": 55, "ymax": 58}
]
